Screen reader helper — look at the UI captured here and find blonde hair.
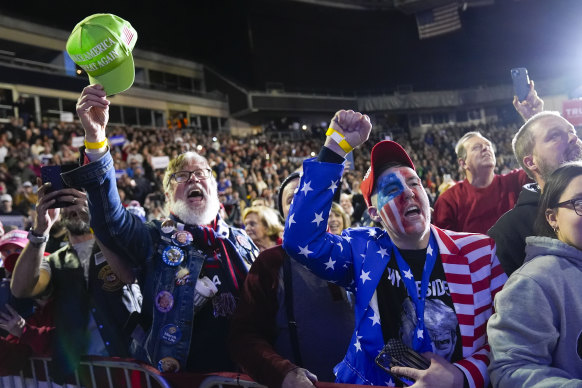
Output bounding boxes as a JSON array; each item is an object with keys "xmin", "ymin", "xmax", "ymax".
[
  {"xmin": 330, "ymin": 202, "xmax": 351, "ymax": 230},
  {"xmin": 242, "ymin": 205, "xmax": 284, "ymax": 241}
]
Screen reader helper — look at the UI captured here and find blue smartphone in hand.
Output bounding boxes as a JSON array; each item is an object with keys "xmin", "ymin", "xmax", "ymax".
[
  {"xmin": 511, "ymin": 67, "xmax": 530, "ymax": 102},
  {"xmin": 41, "ymin": 165, "xmax": 65, "ymax": 191},
  {"xmin": 40, "ymin": 165, "xmax": 76, "ymax": 208}
]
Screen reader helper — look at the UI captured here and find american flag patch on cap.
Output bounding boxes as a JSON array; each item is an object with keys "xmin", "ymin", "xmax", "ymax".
[{"xmin": 122, "ymin": 26, "xmax": 135, "ymax": 46}]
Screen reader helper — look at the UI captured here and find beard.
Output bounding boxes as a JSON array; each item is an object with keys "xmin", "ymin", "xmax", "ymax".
[
  {"xmin": 537, "ymin": 157, "xmax": 555, "ymax": 183},
  {"xmin": 64, "ymin": 218, "xmax": 92, "ymax": 236},
  {"xmin": 171, "ymin": 183, "xmax": 221, "ymax": 226},
  {"xmin": 539, "ymin": 144, "xmax": 582, "ymax": 182},
  {"xmin": 565, "ymin": 143, "xmax": 582, "ymax": 164}
]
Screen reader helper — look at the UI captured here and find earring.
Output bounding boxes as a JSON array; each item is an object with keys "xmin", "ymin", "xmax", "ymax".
[{"xmin": 553, "ymin": 226, "xmax": 559, "ymax": 234}]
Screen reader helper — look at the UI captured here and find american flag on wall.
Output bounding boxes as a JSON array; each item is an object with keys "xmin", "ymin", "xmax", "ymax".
[{"xmin": 416, "ymin": 3, "xmax": 461, "ymax": 39}]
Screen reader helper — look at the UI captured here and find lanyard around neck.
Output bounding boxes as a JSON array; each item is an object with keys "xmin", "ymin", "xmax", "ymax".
[{"xmin": 391, "ymin": 231, "xmax": 438, "ymax": 353}]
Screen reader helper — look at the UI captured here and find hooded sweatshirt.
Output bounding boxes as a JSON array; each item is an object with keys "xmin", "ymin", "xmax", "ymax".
[
  {"xmin": 488, "ymin": 183, "xmax": 540, "ymax": 276},
  {"xmin": 487, "ymin": 236, "xmax": 582, "ymax": 387}
]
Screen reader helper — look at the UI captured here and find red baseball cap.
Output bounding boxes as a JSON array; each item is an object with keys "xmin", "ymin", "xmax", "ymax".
[
  {"xmin": 0, "ymin": 230, "xmax": 28, "ymax": 250},
  {"xmin": 0, "ymin": 230, "xmax": 29, "ymax": 273},
  {"xmin": 360, "ymin": 141, "xmax": 415, "ymax": 207}
]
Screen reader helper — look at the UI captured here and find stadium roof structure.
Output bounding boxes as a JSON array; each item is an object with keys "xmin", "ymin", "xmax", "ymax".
[{"xmin": 0, "ymin": 0, "xmax": 580, "ymax": 95}]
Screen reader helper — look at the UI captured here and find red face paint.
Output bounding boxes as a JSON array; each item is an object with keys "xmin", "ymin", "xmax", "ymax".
[{"xmin": 375, "ymin": 167, "xmax": 430, "ymax": 239}]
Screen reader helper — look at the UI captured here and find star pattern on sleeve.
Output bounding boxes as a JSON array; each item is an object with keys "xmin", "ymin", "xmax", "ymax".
[
  {"xmin": 377, "ymin": 246, "xmax": 388, "ymax": 258},
  {"xmin": 337, "ymin": 241, "xmax": 343, "ymax": 252},
  {"xmin": 312, "ymin": 212, "xmax": 324, "ymax": 227},
  {"xmin": 300, "ymin": 181, "xmax": 313, "ymax": 196},
  {"xmin": 324, "ymin": 257, "xmax": 336, "ymax": 270},
  {"xmin": 403, "ymin": 269, "xmax": 413, "ymax": 279},
  {"xmin": 288, "ymin": 213, "xmax": 296, "ymax": 227},
  {"xmin": 360, "ymin": 270, "xmax": 371, "ymax": 284},
  {"xmin": 368, "ymin": 310, "xmax": 380, "ymax": 326},
  {"xmin": 417, "ymin": 328, "xmax": 424, "ymax": 339},
  {"xmin": 328, "ymin": 179, "xmax": 338, "ymax": 192},
  {"xmin": 385, "ymin": 378, "xmax": 396, "ymax": 386},
  {"xmin": 354, "ymin": 334, "xmax": 363, "ymax": 352},
  {"xmin": 344, "ymin": 236, "xmax": 352, "ymax": 243},
  {"xmin": 298, "ymin": 245, "xmax": 313, "ymax": 258},
  {"xmin": 427, "ymin": 244, "xmax": 433, "ymax": 256},
  {"xmin": 368, "ymin": 229, "xmax": 377, "ymax": 237}
]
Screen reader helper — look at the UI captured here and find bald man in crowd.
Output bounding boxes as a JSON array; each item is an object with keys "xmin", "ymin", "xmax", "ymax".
[{"xmin": 433, "ymin": 132, "xmax": 529, "ymax": 234}]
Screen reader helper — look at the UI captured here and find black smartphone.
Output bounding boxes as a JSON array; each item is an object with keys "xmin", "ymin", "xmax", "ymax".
[
  {"xmin": 511, "ymin": 67, "xmax": 530, "ymax": 102},
  {"xmin": 375, "ymin": 338, "xmax": 430, "ymax": 386},
  {"xmin": 40, "ymin": 165, "xmax": 76, "ymax": 208},
  {"xmin": 0, "ymin": 278, "xmax": 11, "ymax": 315}
]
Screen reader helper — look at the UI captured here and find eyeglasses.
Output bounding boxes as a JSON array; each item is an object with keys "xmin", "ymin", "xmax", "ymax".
[
  {"xmin": 170, "ymin": 169, "xmax": 212, "ymax": 184},
  {"xmin": 555, "ymin": 198, "xmax": 582, "ymax": 216}
]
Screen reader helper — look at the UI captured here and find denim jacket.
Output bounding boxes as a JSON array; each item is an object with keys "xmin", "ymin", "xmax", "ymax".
[{"xmin": 62, "ymin": 151, "xmax": 256, "ymax": 371}]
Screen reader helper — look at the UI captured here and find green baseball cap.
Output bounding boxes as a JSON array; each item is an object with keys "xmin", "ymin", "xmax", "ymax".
[{"xmin": 66, "ymin": 13, "xmax": 138, "ymax": 96}]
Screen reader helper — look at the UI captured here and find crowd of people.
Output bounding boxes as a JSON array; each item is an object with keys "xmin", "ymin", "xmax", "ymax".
[
  {"xmin": 1, "ymin": 78, "xmax": 581, "ymax": 388},
  {"xmin": 0, "ymin": 110, "xmax": 522, "ymax": 234}
]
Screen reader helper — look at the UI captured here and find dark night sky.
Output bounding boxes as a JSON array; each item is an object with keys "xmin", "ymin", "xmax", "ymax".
[{"xmin": 2, "ymin": 0, "xmax": 582, "ymax": 93}]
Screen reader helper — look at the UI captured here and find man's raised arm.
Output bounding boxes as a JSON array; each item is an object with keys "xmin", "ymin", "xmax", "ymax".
[
  {"xmin": 513, "ymin": 80, "xmax": 544, "ymax": 122},
  {"xmin": 282, "ymin": 110, "xmax": 371, "ymax": 286}
]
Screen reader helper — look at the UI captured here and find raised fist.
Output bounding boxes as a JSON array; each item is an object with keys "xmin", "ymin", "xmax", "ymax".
[{"xmin": 325, "ymin": 110, "xmax": 372, "ymax": 157}]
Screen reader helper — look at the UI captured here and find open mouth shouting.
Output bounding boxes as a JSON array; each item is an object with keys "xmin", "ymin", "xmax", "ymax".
[
  {"xmin": 375, "ymin": 168, "xmax": 430, "ymax": 238},
  {"xmin": 187, "ymin": 187, "xmax": 205, "ymax": 203},
  {"xmin": 404, "ymin": 204, "xmax": 421, "ymax": 218}
]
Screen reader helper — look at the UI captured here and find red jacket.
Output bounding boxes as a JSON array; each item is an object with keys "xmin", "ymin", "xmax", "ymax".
[{"xmin": 0, "ymin": 299, "xmax": 55, "ymax": 376}]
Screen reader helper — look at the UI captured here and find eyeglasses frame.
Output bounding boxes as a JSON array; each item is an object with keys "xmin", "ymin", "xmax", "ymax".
[
  {"xmin": 555, "ymin": 197, "xmax": 582, "ymax": 216},
  {"xmin": 170, "ymin": 168, "xmax": 213, "ymax": 185}
]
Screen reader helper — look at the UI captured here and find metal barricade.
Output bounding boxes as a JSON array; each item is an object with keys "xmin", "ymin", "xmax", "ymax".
[
  {"xmin": 198, "ymin": 375, "xmax": 267, "ymax": 388},
  {"xmin": 0, "ymin": 356, "xmax": 171, "ymax": 388},
  {"xmin": 1, "ymin": 358, "xmax": 373, "ymax": 388}
]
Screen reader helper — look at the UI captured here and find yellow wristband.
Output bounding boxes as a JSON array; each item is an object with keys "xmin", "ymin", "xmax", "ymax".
[
  {"xmin": 84, "ymin": 138, "xmax": 108, "ymax": 150},
  {"xmin": 325, "ymin": 128, "xmax": 353, "ymax": 153}
]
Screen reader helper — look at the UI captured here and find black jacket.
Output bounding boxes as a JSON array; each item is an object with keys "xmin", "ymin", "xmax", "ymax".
[{"xmin": 488, "ymin": 183, "xmax": 540, "ymax": 276}]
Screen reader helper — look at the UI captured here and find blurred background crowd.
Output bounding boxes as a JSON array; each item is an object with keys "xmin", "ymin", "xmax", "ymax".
[{"xmin": 0, "ymin": 116, "xmax": 521, "ymax": 236}]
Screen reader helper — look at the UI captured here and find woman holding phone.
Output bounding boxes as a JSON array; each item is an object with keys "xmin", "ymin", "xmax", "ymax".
[{"xmin": 488, "ymin": 161, "xmax": 582, "ymax": 386}]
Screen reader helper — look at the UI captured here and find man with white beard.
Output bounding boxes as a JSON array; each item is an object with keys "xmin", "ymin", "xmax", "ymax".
[{"xmin": 59, "ymin": 85, "xmax": 258, "ymax": 374}]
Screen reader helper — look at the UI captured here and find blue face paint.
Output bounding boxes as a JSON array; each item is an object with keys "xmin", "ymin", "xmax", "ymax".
[{"xmin": 376, "ymin": 173, "xmax": 404, "ymax": 208}]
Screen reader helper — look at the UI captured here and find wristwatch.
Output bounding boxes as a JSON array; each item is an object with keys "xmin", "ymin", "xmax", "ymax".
[{"xmin": 27, "ymin": 230, "xmax": 49, "ymax": 245}]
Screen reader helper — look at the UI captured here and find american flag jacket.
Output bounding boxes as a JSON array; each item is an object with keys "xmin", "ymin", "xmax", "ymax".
[{"xmin": 282, "ymin": 158, "xmax": 507, "ymax": 387}]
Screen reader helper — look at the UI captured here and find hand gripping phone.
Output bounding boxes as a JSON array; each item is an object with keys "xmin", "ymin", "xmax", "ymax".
[
  {"xmin": 511, "ymin": 67, "xmax": 530, "ymax": 102},
  {"xmin": 375, "ymin": 338, "xmax": 430, "ymax": 386},
  {"xmin": 40, "ymin": 165, "xmax": 76, "ymax": 208}
]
